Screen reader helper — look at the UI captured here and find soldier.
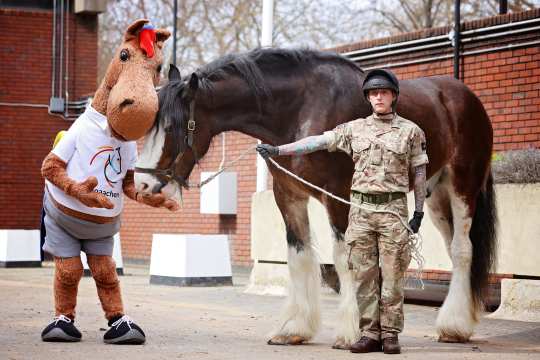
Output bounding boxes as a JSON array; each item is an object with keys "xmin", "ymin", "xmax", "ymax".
[{"xmin": 256, "ymin": 69, "xmax": 428, "ymax": 354}]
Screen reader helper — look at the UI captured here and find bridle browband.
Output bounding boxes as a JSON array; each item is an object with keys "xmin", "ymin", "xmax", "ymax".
[{"xmin": 134, "ymin": 97, "xmax": 198, "ymax": 189}]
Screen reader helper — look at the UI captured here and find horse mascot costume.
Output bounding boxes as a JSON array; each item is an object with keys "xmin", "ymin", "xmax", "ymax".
[{"xmin": 40, "ymin": 19, "xmax": 176, "ymax": 344}]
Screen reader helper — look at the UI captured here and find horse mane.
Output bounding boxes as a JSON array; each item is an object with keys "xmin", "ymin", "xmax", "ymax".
[
  {"xmin": 156, "ymin": 48, "xmax": 363, "ymax": 153},
  {"xmin": 196, "ymin": 47, "xmax": 363, "ymax": 103}
]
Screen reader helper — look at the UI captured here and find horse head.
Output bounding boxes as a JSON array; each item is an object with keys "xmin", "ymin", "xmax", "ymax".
[
  {"xmin": 134, "ymin": 65, "xmax": 214, "ymax": 198},
  {"xmin": 93, "ymin": 19, "xmax": 170, "ymax": 141}
]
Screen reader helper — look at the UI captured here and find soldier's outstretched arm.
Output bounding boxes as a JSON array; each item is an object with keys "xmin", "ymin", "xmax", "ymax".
[
  {"xmin": 256, "ymin": 134, "xmax": 331, "ymax": 159},
  {"xmin": 413, "ymin": 165, "xmax": 427, "ymax": 212}
]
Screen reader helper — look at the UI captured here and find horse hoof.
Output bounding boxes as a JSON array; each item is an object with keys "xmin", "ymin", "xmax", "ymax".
[
  {"xmin": 438, "ymin": 333, "xmax": 469, "ymax": 343},
  {"xmin": 267, "ymin": 335, "xmax": 306, "ymax": 345},
  {"xmin": 332, "ymin": 338, "xmax": 351, "ymax": 350}
]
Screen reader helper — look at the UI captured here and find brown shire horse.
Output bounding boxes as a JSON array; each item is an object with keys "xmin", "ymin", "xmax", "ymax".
[{"xmin": 134, "ymin": 48, "xmax": 497, "ymax": 347}]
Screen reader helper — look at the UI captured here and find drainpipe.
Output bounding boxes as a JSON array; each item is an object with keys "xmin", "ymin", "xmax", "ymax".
[
  {"xmin": 499, "ymin": 0, "xmax": 508, "ymax": 15},
  {"xmin": 453, "ymin": 0, "xmax": 461, "ymax": 80},
  {"xmin": 173, "ymin": 0, "xmax": 177, "ymax": 66},
  {"xmin": 256, "ymin": 0, "xmax": 274, "ymax": 192}
]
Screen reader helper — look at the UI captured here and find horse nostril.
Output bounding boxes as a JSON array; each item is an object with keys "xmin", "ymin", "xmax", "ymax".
[
  {"xmin": 151, "ymin": 182, "xmax": 165, "ymax": 194},
  {"xmin": 119, "ymin": 98, "xmax": 134, "ymax": 110}
]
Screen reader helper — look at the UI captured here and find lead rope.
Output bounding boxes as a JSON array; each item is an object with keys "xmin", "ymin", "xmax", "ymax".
[
  {"xmin": 190, "ymin": 145, "xmax": 425, "ymax": 288},
  {"xmin": 189, "ymin": 145, "xmax": 258, "ymax": 189}
]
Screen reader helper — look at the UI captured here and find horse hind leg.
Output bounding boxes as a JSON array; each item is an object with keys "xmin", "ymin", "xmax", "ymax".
[
  {"xmin": 331, "ymin": 227, "xmax": 360, "ymax": 350},
  {"xmin": 268, "ymin": 193, "xmax": 321, "ymax": 345},
  {"xmin": 430, "ymin": 171, "xmax": 477, "ymax": 342}
]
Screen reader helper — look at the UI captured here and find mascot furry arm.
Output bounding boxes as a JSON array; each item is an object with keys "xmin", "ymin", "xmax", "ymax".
[{"xmin": 42, "ymin": 154, "xmax": 178, "ymax": 211}]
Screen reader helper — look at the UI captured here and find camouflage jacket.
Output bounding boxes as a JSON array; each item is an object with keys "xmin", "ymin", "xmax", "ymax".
[{"xmin": 323, "ymin": 113, "xmax": 428, "ymax": 194}]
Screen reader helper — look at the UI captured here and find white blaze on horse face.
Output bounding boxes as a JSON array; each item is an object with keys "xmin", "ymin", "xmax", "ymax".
[{"xmin": 134, "ymin": 119, "xmax": 168, "ymax": 194}]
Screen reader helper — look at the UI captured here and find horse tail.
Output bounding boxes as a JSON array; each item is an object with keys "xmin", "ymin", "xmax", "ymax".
[{"xmin": 469, "ymin": 171, "xmax": 498, "ymax": 309}]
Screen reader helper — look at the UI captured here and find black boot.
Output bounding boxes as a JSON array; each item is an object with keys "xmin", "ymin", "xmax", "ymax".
[
  {"xmin": 383, "ymin": 335, "xmax": 401, "ymax": 354},
  {"xmin": 41, "ymin": 315, "xmax": 82, "ymax": 342},
  {"xmin": 350, "ymin": 336, "xmax": 382, "ymax": 353},
  {"xmin": 103, "ymin": 315, "xmax": 146, "ymax": 344}
]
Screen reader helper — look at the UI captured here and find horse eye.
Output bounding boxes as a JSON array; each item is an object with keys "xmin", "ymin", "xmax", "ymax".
[
  {"xmin": 120, "ymin": 49, "xmax": 129, "ymax": 62},
  {"xmin": 157, "ymin": 64, "xmax": 162, "ymax": 73}
]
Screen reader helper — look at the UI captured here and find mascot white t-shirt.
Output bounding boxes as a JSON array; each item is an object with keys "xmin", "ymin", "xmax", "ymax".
[{"xmin": 46, "ymin": 105, "xmax": 138, "ymax": 217}]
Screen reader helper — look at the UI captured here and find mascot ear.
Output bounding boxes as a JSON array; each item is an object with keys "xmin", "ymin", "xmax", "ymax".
[
  {"xmin": 124, "ymin": 19, "xmax": 150, "ymax": 41},
  {"xmin": 155, "ymin": 29, "xmax": 171, "ymax": 49},
  {"xmin": 169, "ymin": 64, "xmax": 181, "ymax": 81}
]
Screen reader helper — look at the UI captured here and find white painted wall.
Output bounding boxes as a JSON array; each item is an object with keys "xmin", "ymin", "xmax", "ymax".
[{"xmin": 251, "ymin": 184, "xmax": 540, "ymax": 277}]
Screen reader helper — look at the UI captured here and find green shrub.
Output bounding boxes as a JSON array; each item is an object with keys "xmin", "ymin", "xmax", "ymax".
[{"xmin": 492, "ymin": 148, "xmax": 540, "ymax": 184}]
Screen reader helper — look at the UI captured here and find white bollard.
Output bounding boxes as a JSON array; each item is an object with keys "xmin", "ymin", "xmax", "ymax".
[
  {"xmin": 0, "ymin": 230, "xmax": 41, "ymax": 267},
  {"xmin": 149, "ymin": 234, "xmax": 233, "ymax": 286}
]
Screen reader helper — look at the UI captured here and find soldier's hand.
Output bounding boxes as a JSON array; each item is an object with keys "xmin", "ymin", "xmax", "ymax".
[
  {"xmin": 68, "ymin": 176, "xmax": 114, "ymax": 209},
  {"xmin": 256, "ymin": 144, "xmax": 279, "ymax": 159},
  {"xmin": 408, "ymin": 211, "xmax": 424, "ymax": 233}
]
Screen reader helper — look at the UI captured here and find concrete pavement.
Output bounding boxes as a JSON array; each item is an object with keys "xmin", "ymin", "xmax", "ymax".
[{"xmin": 1, "ymin": 263, "xmax": 539, "ymax": 359}]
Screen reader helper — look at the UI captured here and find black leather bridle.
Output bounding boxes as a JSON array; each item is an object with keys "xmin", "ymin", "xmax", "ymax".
[{"xmin": 134, "ymin": 99, "xmax": 197, "ymax": 189}]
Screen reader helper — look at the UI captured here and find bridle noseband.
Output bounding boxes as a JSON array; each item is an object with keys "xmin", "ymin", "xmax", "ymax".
[{"xmin": 134, "ymin": 98, "xmax": 197, "ymax": 189}]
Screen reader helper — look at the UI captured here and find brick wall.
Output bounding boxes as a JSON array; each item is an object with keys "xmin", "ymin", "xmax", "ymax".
[
  {"xmin": 0, "ymin": 8, "xmax": 98, "ymax": 228},
  {"xmin": 121, "ymin": 132, "xmax": 258, "ymax": 266},
  {"xmin": 120, "ymin": 9, "xmax": 539, "ymax": 265},
  {"xmin": 333, "ymin": 8, "xmax": 540, "ymax": 151}
]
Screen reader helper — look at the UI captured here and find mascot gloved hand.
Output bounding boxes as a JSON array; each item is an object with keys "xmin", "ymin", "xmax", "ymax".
[{"xmin": 40, "ymin": 19, "xmax": 172, "ymax": 345}]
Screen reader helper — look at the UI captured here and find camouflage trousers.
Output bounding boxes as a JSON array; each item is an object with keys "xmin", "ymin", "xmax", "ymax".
[{"xmin": 345, "ymin": 196, "xmax": 411, "ymax": 341}]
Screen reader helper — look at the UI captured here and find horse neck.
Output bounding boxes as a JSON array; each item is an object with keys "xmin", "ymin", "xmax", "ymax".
[{"xmin": 205, "ymin": 82, "xmax": 298, "ymax": 145}]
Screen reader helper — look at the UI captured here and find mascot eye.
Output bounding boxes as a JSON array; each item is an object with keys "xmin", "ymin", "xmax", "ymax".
[{"xmin": 120, "ymin": 49, "xmax": 130, "ymax": 62}]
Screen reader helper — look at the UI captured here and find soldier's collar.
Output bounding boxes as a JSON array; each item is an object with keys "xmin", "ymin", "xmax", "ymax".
[
  {"xmin": 371, "ymin": 112, "xmax": 400, "ymax": 128},
  {"xmin": 373, "ymin": 112, "xmax": 394, "ymax": 121}
]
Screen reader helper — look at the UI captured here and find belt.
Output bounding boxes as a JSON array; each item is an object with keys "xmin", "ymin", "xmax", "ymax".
[
  {"xmin": 351, "ymin": 191, "xmax": 405, "ymax": 205},
  {"xmin": 46, "ymin": 187, "xmax": 120, "ymax": 224}
]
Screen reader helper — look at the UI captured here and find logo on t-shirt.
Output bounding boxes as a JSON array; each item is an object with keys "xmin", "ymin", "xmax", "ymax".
[{"xmin": 90, "ymin": 146, "xmax": 123, "ymax": 188}]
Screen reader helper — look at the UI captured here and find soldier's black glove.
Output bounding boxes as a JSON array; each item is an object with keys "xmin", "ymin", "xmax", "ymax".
[
  {"xmin": 256, "ymin": 144, "xmax": 279, "ymax": 159},
  {"xmin": 408, "ymin": 211, "xmax": 424, "ymax": 233}
]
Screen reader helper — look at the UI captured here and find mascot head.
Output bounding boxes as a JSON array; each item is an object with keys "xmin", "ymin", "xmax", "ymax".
[{"xmin": 96, "ymin": 19, "xmax": 170, "ymax": 141}]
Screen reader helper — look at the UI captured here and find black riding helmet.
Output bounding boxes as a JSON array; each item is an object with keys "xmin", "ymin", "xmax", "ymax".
[{"xmin": 362, "ymin": 69, "xmax": 400, "ymax": 111}]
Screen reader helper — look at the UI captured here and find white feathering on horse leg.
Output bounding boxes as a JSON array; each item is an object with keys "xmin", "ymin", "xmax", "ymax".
[
  {"xmin": 271, "ymin": 246, "xmax": 321, "ymax": 342},
  {"xmin": 332, "ymin": 239, "xmax": 360, "ymax": 349},
  {"xmin": 436, "ymin": 195, "xmax": 476, "ymax": 342}
]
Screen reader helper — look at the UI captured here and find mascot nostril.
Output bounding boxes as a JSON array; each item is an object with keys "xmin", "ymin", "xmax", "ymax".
[
  {"xmin": 119, "ymin": 98, "xmax": 134, "ymax": 110},
  {"xmin": 39, "ymin": 19, "xmax": 173, "ymax": 345}
]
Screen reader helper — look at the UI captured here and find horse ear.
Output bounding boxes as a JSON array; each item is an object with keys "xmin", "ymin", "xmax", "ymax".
[
  {"xmin": 189, "ymin": 72, "xmax": 199, "ymax": 92},
  {"xmin": 124, "ymin": 19, "xmax": 150, "ymax": 41},
  {"xmin": 155, "ymin": 28, "xmax": 171, "ymax": 49},
  {"xmin": 169, "ymin": 64, "xmax": 181, "ymax": 81}
]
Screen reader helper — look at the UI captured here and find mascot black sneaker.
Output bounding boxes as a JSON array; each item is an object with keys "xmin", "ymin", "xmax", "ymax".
[
  {"xmin": 41, "ymin": 315, "xmax": 82, "ymax": 342},
  {"xmin": 104, "ymin": 315, "xmax": 146, "ymax": 344}
]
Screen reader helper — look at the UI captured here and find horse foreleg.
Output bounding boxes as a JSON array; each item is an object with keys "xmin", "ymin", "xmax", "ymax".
[
  {"xmin": 268, "ymin": 195, "xmax": 321, "ymax": 345},
  {"xmin": 434, "ymin": 180, "xmax": 476, "ymax": 343},
  {"xmin": 331, "ymin": 230, "xmax": 360, "ymax": 350}
]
